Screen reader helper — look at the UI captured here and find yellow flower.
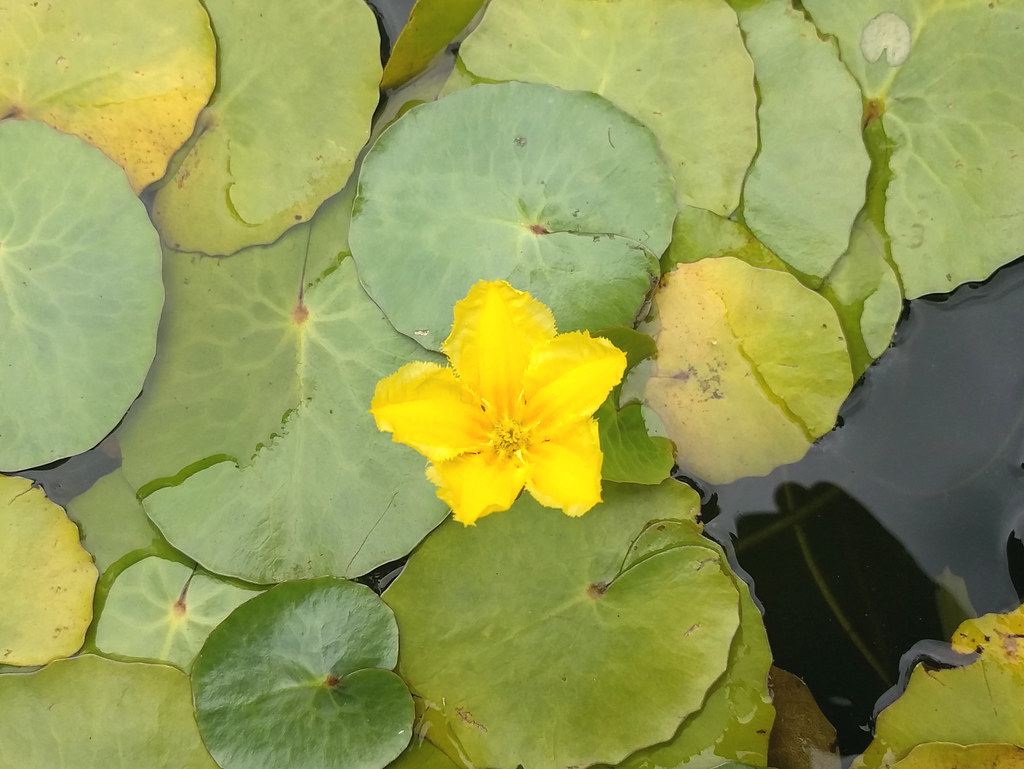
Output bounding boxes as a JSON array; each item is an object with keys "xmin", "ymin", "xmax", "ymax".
[{"xmin": 371, "ymin": 280, "xmax": 627, "ymax": 525}]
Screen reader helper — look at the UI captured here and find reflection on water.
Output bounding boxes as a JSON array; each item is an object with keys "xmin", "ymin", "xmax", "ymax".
[{"xmin": 701, "ymin": 255, "xmax": 1024, "ymax": 753}]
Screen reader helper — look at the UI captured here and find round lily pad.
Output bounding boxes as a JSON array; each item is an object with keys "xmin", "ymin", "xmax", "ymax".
[
  {"xmin": 456, "ymin": 0, "xmax": 757, "ymax": 215},
  {"xmin": 0, "ymin": 655, "xmax": 219, "ymax": 769},
  {"xmin": 118, "ymin": 236, "xmax": 447, "ymax": 583},
  {"xmin": 642, "ymin": 256, "xmax": 853, "ymax": 484},
  {"xmin": 892, "ymin": 743, "xmax": 1024, "ymax": 769},
  {"xmin": 192, "ymin": 577, "xmax": 414, "ymax": 769},
  {"xmin": 380, "ymin": 0, "xmax": 486, "ymax": 90},
  {"xmin": 0, "ymin": 476, "xmax": 97, "ymax": 666},
  {"xmin": 0, "ymin": 0, "xmax": 215, "ymax": 192},
  {"xmin": 0, "ymin": 119, "xmax": 164, "ymax": 471},
  {"xmin": 95, "ymin": 556, "xmax": 261, "ymax": 671},
  {"xmin": 349, "ymin": 81, "xmax": 675, "ymax": 351},
  {"xmin": 151, "ymin": 0, "xmax": 382, "ymax": 255},
  {"xmin": 383, "ymin": 480, "xmax": 741, "ymax": 769}
]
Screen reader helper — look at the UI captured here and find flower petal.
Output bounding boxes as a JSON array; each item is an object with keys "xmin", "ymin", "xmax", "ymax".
[
  {"xmin": 521, "ymin": 332, "xmax": 627, "ymax": 434},
  {"xmin": 427, "ymin": 450, "xmax": 528, "ymax": 525},
  {"xmin": 523, "ymin": 419, "xmax": 604, "ymax": 517},
  {"xmin": 442, "ymin": 280, "xmax": 556, "ymax": 419},
  {"xmin": 371, "ymin": 361, "xmax": 491, "ymax": 462}
]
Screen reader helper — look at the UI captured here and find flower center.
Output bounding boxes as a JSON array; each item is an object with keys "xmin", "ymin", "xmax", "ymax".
[{"xmin": 492, "ymin": 419, "xmax": 530, "ymax": 459}]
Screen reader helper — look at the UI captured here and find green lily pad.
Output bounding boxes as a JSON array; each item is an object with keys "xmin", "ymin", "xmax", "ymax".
[
  {"xmin": 0, "ymin": 0, "xmax": 215, "ymax": 192},
  {"xmin": 892, "ymin": 743, "xmax": 1024, "ymax": 769},
  {"xmin": 738, "ymin": 0, "xmax": 870, "ymax": 281},
  {"xmin": 384, "ymin": 480, "xmax": 741, "ymax": 769},
  {"xmin": 0, "ymin": 655, "xmax": 219, "ymax": 769},
  {"xmin": 117, "ymin": 238, "xmax": 447, "ymax": 582},
  {"xmin": 592, "ymin": 328, "xmax": 675, "ymax": 485},
  {"xmin": 349, "ymin": 81, "xmax": 674, "ymax": 351},
  {"xmin": 95, "ymin": 556, "xmax": 261, "ymax": 670},
  {"xmin": 151, "ymin": 0, "xmax": 381, "ymax": 255},
  {"xmin": 65, "ymin": 469, "xmax": 164, "ymax": 576},
  {"xmin": 0, "ymin": 120, "xmax": 163, "ymax": 471},
  {"xmin": 0, "ymin": 476, "xmax": 97, "ymax": 666},
  {"xmin": 853, "ymin": 604, "xmax": 1024, "ymax": 769},
  {"xmin": 665, "ymin": 205, "xmax": 787, "ymax": 273},
  {"xmin": 192, "ymin": 577, "xmax": 414, "ymax": 769},
  {"xmin": 381, "ymin": 0, "xmax": 485, "ymax": 90},
  {"xmin": 456, "ymin": 0, "xmax": 757, "ymax": 214},
  {"xmin": 642, "ymin": 257, "xmax": 853, "ymax": 484},
  {"xmin": 802, "ymin": 0, "xmax": 1024, "ymax": 297},
  {"xmin": 605, "ymin": 522, "xmax": 775, "ymax": 769}
]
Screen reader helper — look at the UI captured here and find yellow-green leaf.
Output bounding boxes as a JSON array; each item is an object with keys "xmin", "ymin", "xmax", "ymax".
[
  {"xmin": 0, "ymin": 0, "xmax": 215, "ymax": 192},
  {"xmin": 0, "ymin": 476, "xmax": 98, "ymax": 666}
]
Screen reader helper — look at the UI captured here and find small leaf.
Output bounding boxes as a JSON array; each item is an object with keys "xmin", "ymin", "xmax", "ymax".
[
  {"xmin": 381, "ymin": 0, "xmax": 486, "ymax": 90},
  {"xmin": 192, "ymin": 578, "xmax": 414, "ymax": 769},
  {"xmin": 95, "ymin": 557, "xmax": 261, "ymax": 670}
]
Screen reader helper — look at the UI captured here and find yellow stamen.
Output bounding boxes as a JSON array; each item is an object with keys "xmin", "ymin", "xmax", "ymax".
[{"xmin": 492, "ymin": 420, "xmax": 530, "ymax": 459}]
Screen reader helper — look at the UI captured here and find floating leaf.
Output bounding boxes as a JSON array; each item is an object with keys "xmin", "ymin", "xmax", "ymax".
[
  {"xmin": 118, "ymin": 235, "xmax": 447, "ymax": 583},
  {"xmin": 65, "ymin": 469, "xmax": 164, "ymax": 575},
  {"xmin": 350, "ymin": 81, "xmax": 674, "ymax": 351},
  {"xmin": 456, "ymin": 0, "xmax": 757, "ymax": 214},
  {"xmin": 0, "ymin": 655, "xmax": 218, "ymax": 768},
  {"xmin": 381, "ymin": 0, "xmax": 485, "ymax": 90},
  {"xmin": 738, "ymin": 0, "xmax": 870, "ymax": 281},
  {"xmin": 384, "ymin": 481, "xmax": 741, "ymax": 769},
  {"xmin": 0, "ymin": 120, "xmax": 163, "ymax": 471},
  {"xmin": 892, "ymin": 743, "xmax": 1024, "ymax": 769},
  {"xmin": 151, "ymin": 0, "xmax": 381, "ymax": 255},
  {"xmin": 854, "ymin": 603, "xmax": 1024, "ymax": 769},
  {"xmin": 192, "ymin": 578, "xmax": 413, "ymax": 769},
  {"xmin": 0, "ymin": 0, "xmax": 215, "ymax": 192},
  {"xmin": 0, "ymin": 476, "xmax": 97, "ymax": 666},
  {"xmin": 95, "ymin": 556, "xmax": 260, "ymax": 670},
  {"xmin": 802, "ymin": 0, "xmax": 1024, "ymax": 297},
  {"xmin": 606, "ymin": 523, "xmax": 775, "ymax": 769},
  {"xmin": 642, "ymin": 257, "xmax": 853, "ymax": 484}
]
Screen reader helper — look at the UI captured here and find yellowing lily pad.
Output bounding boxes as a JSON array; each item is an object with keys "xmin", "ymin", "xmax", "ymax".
[
  {"xmin": 738, "ymin": 0, "xmax": 870, "ymax": 280},
  {"xmin": 381, "ymin": 0, "xmax": 485, "ymax": 90},
  {"xmin": 642, "ymin": 257, "xmax": 853, "ymax": 484},
  {"xmin": 151, "ymin": 0, "xmax": 381, "ymax": 255},
  {"xmin": 0, "ymin": 0, "xmax": 215, "ymax": 192},
  {"xmin": 802, "ymin": 0, "xmax": 1024, "ymax": 297},
  {"xmin": 384, "ymin": 481, "xmax": 742, "ymax": 769},
  {"xmin": 854, "ymin": 603, "xmax": 1024, "ymax": 769},
  {"xmin": 117, "ymin": 226, "xmax": 447, "ymax": 583},
  {"xmin": 0, "ymin": 476, "xmax": 97, "ymax": 666},
  {"xmin": 0, "ymin": 655, "xmax": 219, "ymax": 769},
  {"xmin": 456, "ymin": 0, "xmax": 757, "ymax": 214},
  {"xmin": 350, "ymin": 81, "xmax": 674, "ymax": 352},
  {"xmin": 192, "ymin": 578, "xmax": 414, "ymax": 769},
  {"xmin": 0, "ymin": 120, "xmax": 164, "ymax": 471},
  {"xmin": 95, "ymin": 556, "xmax": 261, "ymax": 671}
]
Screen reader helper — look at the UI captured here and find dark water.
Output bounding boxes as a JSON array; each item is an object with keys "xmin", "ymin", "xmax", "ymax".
[{"xmin": 697, "ymin": 255, "xmax": 1024, "ymax": 753}]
